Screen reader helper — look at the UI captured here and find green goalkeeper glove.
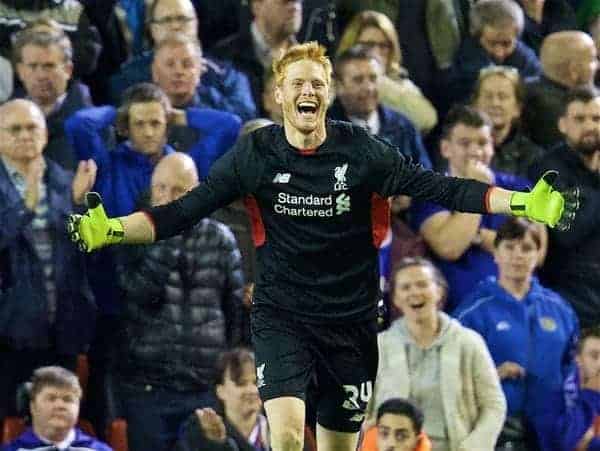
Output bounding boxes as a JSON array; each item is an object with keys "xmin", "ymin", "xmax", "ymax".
[
  {"xmin": 510, "ymin": 170, "xmax": 579, "ymax": 230},
  {"xmin": 66, "ymin": 192, "xmax": 124, "ymax": 252}
]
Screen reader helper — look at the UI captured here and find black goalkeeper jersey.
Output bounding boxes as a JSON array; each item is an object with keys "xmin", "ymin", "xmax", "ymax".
[{"xmin": 148, "ymin": 121, "xmax": 490, "ymax": 323}]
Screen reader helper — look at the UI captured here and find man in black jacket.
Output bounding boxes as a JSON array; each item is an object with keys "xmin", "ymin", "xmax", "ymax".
[
  {"xmin": 529, "ymin": 86, "xmax": 600, "ymax": 329},
  {"xmin": 114, "ymin": 152, "xmax": 244, "ymax": 451},
  {"xmin": 523, "ymin": 31, "xmax": 598, "ymax": 149},
  {"xmin": 327, "ymin": 45, "xmax": 432, "ymax": 169},
  {"xmin": 0, "ymin": 0, "xmax": 101, "ymax": 78},
  {"xmin": 211, "ymin": 0, "xmax": 302, "ymax": 115},
  {"xmin": 68, "ymin": 42, "xmax": 574, "ymax": 451}
]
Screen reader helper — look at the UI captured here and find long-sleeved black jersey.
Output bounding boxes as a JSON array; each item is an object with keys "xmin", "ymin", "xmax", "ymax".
[{"xmin": 147, "ymin": 121, "xmax": 491, "ymax": 323}]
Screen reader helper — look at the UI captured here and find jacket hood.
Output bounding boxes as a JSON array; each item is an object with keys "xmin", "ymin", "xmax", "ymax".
[{"xmin": 395, "ymin": 311, "xmax": 462, "ymax": 348}]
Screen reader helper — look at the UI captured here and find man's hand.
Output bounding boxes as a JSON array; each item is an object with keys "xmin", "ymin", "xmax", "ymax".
[
  {"xmin": 465, "ymin": 159, "xmax": 494, "ymax": 184},
  {"xmin": 168, "ymin": 108, "xmax": 187, "ymax": 127},
  {"xmin": 72, "ymin": 159, "xmax": 97, "ymax": 205},
  {"xmin": 497, "ymin": 361, "xmax": 526, "ymax": 380},
  {"xmin": 581, "ymin": 363, "xmax": 600, "ymax": 392},
  {"xmin": 510, "ymin": 170, "xmax": 579, "ymax": 230},
  {"xmin": 66, "ymin": 192, "xmax": 124, "ymax": 252},
  {"xmin": 195, "ymin": 408, "xmax": 227, "ymax": 443},
  {"xmin": 24, "ymin": 157, "xmax": 46, "ymax": 211}
]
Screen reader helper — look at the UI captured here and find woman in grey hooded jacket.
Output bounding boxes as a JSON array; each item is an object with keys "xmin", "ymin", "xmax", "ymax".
[{"xmin": 366, "ymin": 257, "xmax": 506, "ymax": 451}]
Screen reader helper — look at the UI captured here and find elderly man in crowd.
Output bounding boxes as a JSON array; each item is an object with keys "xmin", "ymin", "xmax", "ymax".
[{"xmin": 0, "ymin": 99, "xmax": 96, "ymax": 422}]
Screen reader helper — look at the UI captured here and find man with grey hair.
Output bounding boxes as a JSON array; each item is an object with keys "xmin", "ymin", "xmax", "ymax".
[
  {"xmin": 0, "ymin": 99, "xmax": 96, "ymax": 423},
  {"xmin": 12, "ymin": 30, "xmax": 93, "ymax": 170},
  {"xmin": 444, "ymin": 0, "xmax": 541, "ymax": 108},
  {"xmin": 522, "ymin": 31, "xmax": 599, "ymax": 148},
  {"xmin": 108, "ymin": 0, "xmax": 256, "ymax": 121}
]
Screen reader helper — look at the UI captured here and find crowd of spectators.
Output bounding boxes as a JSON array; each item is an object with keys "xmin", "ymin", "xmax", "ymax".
[{"xmin": 1, "ymin": 0, "xmax": 599, "ymax": 450}]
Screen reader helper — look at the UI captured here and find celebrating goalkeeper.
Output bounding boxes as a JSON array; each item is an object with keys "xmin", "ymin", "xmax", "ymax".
[{"xmin": 67, "ymin": 42, "xmax": 578, "ymax": 451}]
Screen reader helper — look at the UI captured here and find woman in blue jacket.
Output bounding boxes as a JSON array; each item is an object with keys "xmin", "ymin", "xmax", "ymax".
[{"xmin": 454, "ymin": 217, "xmax": 579, "ymax": 450}]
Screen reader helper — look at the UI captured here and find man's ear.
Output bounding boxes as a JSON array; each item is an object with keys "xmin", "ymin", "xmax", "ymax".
[
  {"xmin": 116, "ymin": 105, "xmax": 129, "ymax": 137},
  {"xmin": 274, "ymin": 84, "xmax": 283, "ymax": 105},
  {"xmin": 439, "ymin": 138, "xmax": 451, "ymax": 160},
  {"xmin": 151, "ymin": 60, "xmax": 158, "ymax": 83},
  {"xmin": 558, "ymin": 115, "xmax": 567, "ymax": 135},
  {"xmin": 249, "ymin": 0, "xmax": 262, "ymax": 19},
  {"xmin": 15, "ymin": 62, "xmax": 25, "ymax": 82},
  {"xmin": 215, "ymin": 384, "xmax": 225, "ymax": 402},
  {"xmin": 64, "ymin": 61, "xmax": 74, "ymax": 79}
]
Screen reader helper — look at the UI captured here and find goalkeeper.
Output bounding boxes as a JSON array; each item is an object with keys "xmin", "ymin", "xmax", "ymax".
[{"xmin": 67, "ymin": 42, "xmax": 578, "ymax": 451}]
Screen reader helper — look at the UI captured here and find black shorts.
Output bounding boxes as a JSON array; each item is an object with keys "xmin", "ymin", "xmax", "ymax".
[{"xmin": 250, "ymin": 306, "xmax": 378, "ymax": 433}]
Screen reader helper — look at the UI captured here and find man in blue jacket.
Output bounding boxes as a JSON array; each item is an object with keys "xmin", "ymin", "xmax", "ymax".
[
  {"xmin": 65, "ymin": 82, "xmax": 241, "ymax": 217},
  {"xmin": 108, "ymin": 0, "xmax": 256, "ymax": 122},
  {"xmin": 64, "ymin": 83, "xmax": 241, "ymax": 435},
  {"xmin": 535, "ymin": 326, "xmax": 600, "ymax": 451},
  {"xmin": 0, "ymin": 100, "xmax": 96, "ymax": 422},
  {"xmin": 454, "ymin": 217, "xmax": 579, "ymax": 450}
]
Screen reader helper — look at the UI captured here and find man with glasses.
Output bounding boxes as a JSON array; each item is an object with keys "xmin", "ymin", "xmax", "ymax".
[
  {"xmin": 12, "ymin": 30, "xmax": 93, "ymax": 171},
  {"xmin": 109, "ymin": 0, "xmax": 257, "ymax": 121},
  {"xmin": 211, "ymin": 0, "xmax": 303, "ymax": 115},
  {"xmin": 0, "ymin": 99, "xmax": 96, "ymax": 424}
]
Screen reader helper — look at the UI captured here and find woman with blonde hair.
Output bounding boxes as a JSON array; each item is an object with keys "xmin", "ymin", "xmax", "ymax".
[
  {"xmin": 366, "ymin": 257, "xmax": 506, "ymax": 451},
  {"xmin": 336, "ymin": 10, "xmax": 438, "ymax": 132}
]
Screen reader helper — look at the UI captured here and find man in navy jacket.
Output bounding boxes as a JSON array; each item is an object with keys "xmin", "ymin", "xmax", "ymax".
[
  {"xmin": 534, "ymin": 327, "xmax": 600, "ymax": 451},
  {"xmin": 327, "ymin": 45, "xmax": 432, "ymax": 169},
  {"xmin": 65, "ymin": 83, "xmax": 241, "ymax": 217},
  {"xmin": 12, "ymin": 30, "xmax": 94, "ymax": 171},
  {"xmin": 0, "ymin": 100, "xmax": 96, "ymax": 421}
]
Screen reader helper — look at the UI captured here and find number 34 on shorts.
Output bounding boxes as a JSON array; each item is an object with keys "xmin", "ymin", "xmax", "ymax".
[{"xmin": 342, "ymin": 381, "xmax": 373, "ymax": 411}]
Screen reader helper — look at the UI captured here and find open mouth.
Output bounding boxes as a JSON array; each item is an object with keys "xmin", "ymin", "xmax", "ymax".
[
  {"xmin": 297, "ymin": 101, "xmax": 318, "ymax": 118},
  {"xmin": 410, "ymin": 302, "xmax": 426, "ymax": 310}
]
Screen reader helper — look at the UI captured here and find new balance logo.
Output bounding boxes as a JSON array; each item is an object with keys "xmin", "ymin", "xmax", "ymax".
[
  {"xmin": 336, "ymin": 193, "xmax": 351, "ymax": 215},
  {"xmin": 273, "ymin": 173, "xmax": 291, "ymax": 183}
]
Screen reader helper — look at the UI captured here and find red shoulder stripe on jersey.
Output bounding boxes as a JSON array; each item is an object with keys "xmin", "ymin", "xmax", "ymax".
[
  {"xmin": 244, "ymin": 195, "xmax": 266, "ymax": 247},
  {"xmin": 141, "ymin": 211, "xmax": 157, "ymax": 241},
  {"xmin": 484, "ymin": 187, "xmax": 493, "ymax": 213},
  {"xmin": 371, "ymin": 193, "xmax": 390, "ymax": 248}
]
